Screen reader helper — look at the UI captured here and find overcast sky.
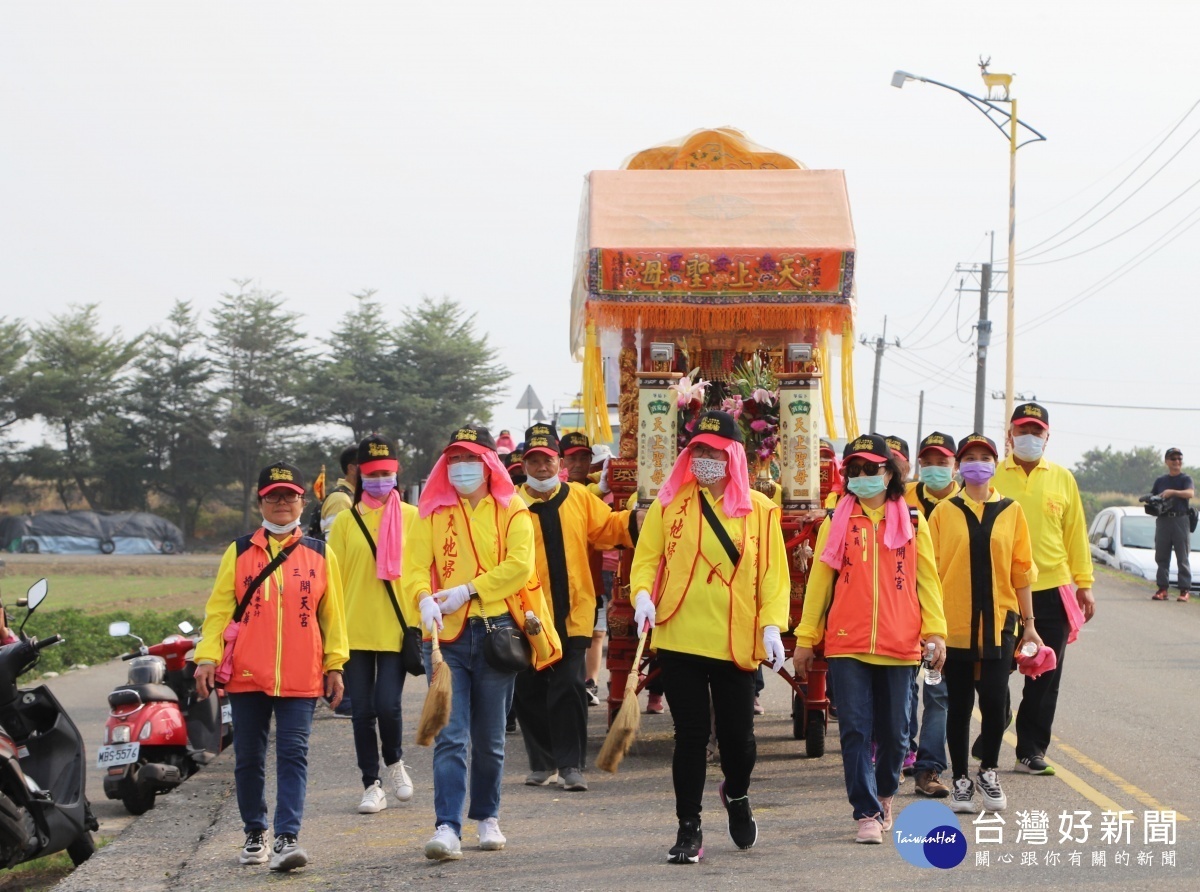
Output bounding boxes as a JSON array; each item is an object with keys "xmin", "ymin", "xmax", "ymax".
[{"xmin": 3, "ymin": 1, "xmax": 1197, "ymax": 469}]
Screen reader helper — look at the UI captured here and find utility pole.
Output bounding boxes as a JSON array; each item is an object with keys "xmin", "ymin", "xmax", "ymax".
[
  {"xmin": 862, "ymin": 316, "xmax": 901, "ymax": 433},
  {"xmin": 974, "ymin": 261, "xmax": 992, "ymax": 433},
  {"xmin": 915, "ymin": 390, "xmax": 925, "ymax": 457}
]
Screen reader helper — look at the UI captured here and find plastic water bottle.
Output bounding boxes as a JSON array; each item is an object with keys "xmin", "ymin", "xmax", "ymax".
[
  {"xmin": 923, "ymin": 642, "xmax": 942, "ymax": 685},
  {"xmin": 1019, "ymin": 641, "xmax": 1038, "ymax": 659}
]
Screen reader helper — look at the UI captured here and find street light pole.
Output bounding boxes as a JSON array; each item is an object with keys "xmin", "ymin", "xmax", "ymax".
[{"xmin": 891, "ymin": 64, "xmax": 1045, "ymax": 425}]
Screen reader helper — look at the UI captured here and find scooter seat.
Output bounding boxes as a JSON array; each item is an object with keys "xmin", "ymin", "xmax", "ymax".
[{"xmin": 109, "ymin": 683, "xmax": 179, "ymax": 706}]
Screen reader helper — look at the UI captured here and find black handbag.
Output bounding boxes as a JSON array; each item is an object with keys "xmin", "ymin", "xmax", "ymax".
[
  {"xmin": 349, "ymin": 507, "xmax": 425, "ymax": 677},
  {"xmin": 478, "ymin": 596, "xmax": 532, "ymax": 673}
]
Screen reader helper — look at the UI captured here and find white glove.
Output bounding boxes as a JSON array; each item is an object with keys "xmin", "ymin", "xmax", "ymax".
[
  {"xmin": 437, "ymin": 583, "xmax": 472, "ymax": 614},
  {"xmin": 419, "ymin": 597, "xmax": 443, "ymax": 632},
  {"xmin": 598, "ymin": 458, "xmax": 611, "ymax": 494},
  {"xmin": 633, "ymin": 590, "xmax": 656, "ymax": 632},
  {"xmin": 763, "ymin": 625, "xmax": 785, "ymax": 671}
]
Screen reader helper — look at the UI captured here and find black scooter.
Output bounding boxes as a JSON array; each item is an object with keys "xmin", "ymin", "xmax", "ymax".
[{"xmin": 0, "ymin": 579, "xmax": 98, "ymax": 870}]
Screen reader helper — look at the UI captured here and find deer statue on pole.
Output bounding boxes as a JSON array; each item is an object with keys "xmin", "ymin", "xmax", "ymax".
[{"xmin": 979, "ymin": 56, "xmax": 1013, "ymax": 100}]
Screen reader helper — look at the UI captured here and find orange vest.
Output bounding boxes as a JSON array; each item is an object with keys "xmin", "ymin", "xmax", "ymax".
[
  {"xmin": 825, "ymin": 511, "xmax": 922, "ymax": 661},
  {"xmin": 227, "ymin": 530, "xmax": 331, "ymax": 697}
]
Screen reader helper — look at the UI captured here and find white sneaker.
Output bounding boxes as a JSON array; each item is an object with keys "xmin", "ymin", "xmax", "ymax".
[
  {"xmin": 976, "ymin": 767, "xmax": 1008, "ymax": 811},
  {"xmin": 387, "ymin": 760, "xmax": 413, "ymax": 802},
  {"xmin": 478, "ymin": 817, "xmax": 506, "ymax": 851},
  {"xmin": 950, "ymin": 777, "xmax": 977, "ymax": 814},
  {"xmin": 357, "ymin": 781, "xmax": 387, "ymax": 814},
  {"xmin": 425, "ymin": 824, "xmax": 463, "ymax": 861}
]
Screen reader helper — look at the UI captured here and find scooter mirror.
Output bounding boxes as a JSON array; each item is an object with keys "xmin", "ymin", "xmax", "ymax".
[
  {"xmin": 25, "ymin": 579, "xmax": 48, "ymax": 612},
  {"xmin": 178, "ymin": 621, "xmax": 194, "ymax": 634},
  {"xmin": 109, "ymin": 621, "xmax": 131, "ymax": 638}
]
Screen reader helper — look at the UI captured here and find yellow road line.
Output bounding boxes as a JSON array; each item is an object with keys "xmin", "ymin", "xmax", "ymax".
[
  {"xmin": 1052, "ymin": 737, "xmax": 1190, "ymax": 822},
  {"xmin": 970, "ymin": 708, "xmax": 1189, "ymax": 820}
]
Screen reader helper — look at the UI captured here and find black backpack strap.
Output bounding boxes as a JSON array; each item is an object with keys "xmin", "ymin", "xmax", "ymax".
[
  {"xmin": 700, "ymin": 492, "xmax": 741, "ymax": 567},
  {"xmin": 232, "ymin": 539, "xmax": 301, "ymax": 625},
  {"xmin": 349, "ymin": 505, "xmax": 411, "ymax": 634}
]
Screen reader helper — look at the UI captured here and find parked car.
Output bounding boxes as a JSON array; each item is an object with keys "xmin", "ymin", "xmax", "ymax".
[{"xmin": 1088, "ymin": 505, "xmax": 1200, "ymax": 592}]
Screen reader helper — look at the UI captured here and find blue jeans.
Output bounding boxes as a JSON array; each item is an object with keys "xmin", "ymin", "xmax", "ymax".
[
  {"xmin": 913, "ymin": 674, "xmax": 948, "ymax": 774},
  {"xmin": 903, "ymin": 672, "xmax": 919, "ymax": 752},
  {"xmin": 422, "ymin": 616, "xmax": 517, "ymax": 836},
  {"xmin": 344, "ymin": 650, "xmax": 407, "ymax": 788},
  {"xmin": 228, "ymin": 692, "xmax": 316, "ymax": 838},
  {"xmin": 827, "ymin": 658, "xmax": 913, "ymax": 820}
]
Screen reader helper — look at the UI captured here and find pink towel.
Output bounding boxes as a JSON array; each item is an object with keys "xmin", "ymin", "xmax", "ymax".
[
  {"xmin": 820, "ymin": 495, "xmax": 914, "ymax": 570},
  {"xmin": 657, "ymin": 441, "xmax": 752, "ymax": 518},
  {"xmin": 418, "ymin": 447, "xmax": 515, "ymax": 519},
  {"xmin": 1059, "ymin": 583, "xmax": 1086, "ymax": 644},
  {"xmin": 361, "ymin": 490, "xmax": 403, "ymax": 581},
  {"xmin": 1016, "ymin": 643, "xmax": 1058, "ymax": 679}
]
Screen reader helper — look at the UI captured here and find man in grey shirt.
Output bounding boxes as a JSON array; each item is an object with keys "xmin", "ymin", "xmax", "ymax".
[{"xmin": 1151, "ymin": 447, "xmax": 1194, "ymax": 602}]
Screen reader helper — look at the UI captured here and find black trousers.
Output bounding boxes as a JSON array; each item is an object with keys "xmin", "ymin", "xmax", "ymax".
[
  {"xmin": 658, "ymin": 650, "xmax": 757, "ymax": 823},
  {"xmin": 1155, "ymin": 514, "xmax": 1192, "ymax": 592},
  {"xmin": 513, "ymin": 647, "xmax": 588, "ymax": 772},
  {"xmin": 945, "ymin": 645, "xmax": 1013, "ymax": 778},
  {"xmin": 1015, "ymin": 587, "xmax": 1069, "ymax": 760}
]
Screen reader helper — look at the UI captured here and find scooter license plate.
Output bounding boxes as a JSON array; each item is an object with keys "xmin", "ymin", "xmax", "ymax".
[
  {"xmin": 221, "ymin": 703, "xmax": 232, "ymax": 724},
  {"xmin": 96, "ymin": 742, "xmax": 140, "ymax": 768}
]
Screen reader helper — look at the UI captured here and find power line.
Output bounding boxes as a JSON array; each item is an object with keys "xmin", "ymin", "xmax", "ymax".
[
  {"xmin": 1036, "ymin": 399, "xmax": 1200, "ymax": 412},
  {"xmin": 1017, "ymin": 97, "xmax": 1200, "ymax": 258}
]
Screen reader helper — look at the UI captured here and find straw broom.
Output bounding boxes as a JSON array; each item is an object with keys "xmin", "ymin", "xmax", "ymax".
[
  {"xmin": 596, "ymin": 559, "xmax": 663, "ymax": 773},
  {"xmin": 416, "ymin": 627, "xmax": 451, "ymax": 746}
]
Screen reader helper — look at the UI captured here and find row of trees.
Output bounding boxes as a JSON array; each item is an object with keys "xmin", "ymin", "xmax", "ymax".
[{"xmin": 0, "ymin": 284, "xmax": 509, "ymax": 540}]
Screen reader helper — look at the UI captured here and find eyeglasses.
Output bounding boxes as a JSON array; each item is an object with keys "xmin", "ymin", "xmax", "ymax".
[
  {"xmin": 1168, "ymin": 456, "xmax": 1184, "ymax": 462},
  {"xmin": 844, "ymin": 461, "xmax": 883, "ymax": 478},
  {"xmin": 262, "ymin": 492, "xmax": 305, "ymax": 504}
]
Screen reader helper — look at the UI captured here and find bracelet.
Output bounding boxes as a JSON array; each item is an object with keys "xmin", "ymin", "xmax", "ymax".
[{"xmin": 1022, "ymin": 616, "xmax": 1035, "ymax": 623}]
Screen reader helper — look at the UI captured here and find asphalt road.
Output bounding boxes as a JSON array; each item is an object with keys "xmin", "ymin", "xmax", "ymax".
[{"xmin": 38, "ymin": 567, "xmax": 1200, "ymax": 890}]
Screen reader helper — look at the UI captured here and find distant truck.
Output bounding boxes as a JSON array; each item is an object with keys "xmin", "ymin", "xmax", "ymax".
[{"xmin": 0, "ymin": 511, "xmax": 184, "ymax": 555}]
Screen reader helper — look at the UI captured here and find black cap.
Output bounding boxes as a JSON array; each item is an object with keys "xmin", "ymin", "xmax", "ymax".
[
  {"xmin": 843, "ymin": 433, "xmax": 890, "ymax": 463},
  {"xmin": 885, "ymin": 435, "xmax": 910, "ymax": 461},
  {"xmin": 524, "ymin": 423, "xmax": 561, "ymax": 458},
  {"xmin": 560, "ymin": 431, "xmax": 592, "ymax": 455},
  {"xmin": 258, "ymin": 461, "xmax": 306, "ymax": 496},
  {"xmin": 444, "ymin": 424, "xmax": 497, "ymax": 454},
  {"xmin": 1166, "ymin": 447, "xmax": 1183, "ymax": 459},
  {"xmin": 918, "ymin": 431, "xmax": 957, "ymax": 458},
  {"xmin": 357, "ymin": 434, "xmax": 400, "ymax": 471},
  {"xmin": 689, "ymin": 410, "xmax": 745, "ymax": 446},
  {"xmin": 956, "ymin": 433, "xmax": 999, "ymax": 459},
  {"xmin": 1011, "ymin": 402, "xmax": 1049, "ymax": 429}
]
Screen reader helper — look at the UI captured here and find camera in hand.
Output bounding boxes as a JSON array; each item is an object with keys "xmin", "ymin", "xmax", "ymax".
[{"xmin": 1140, "ymin": 494, "xmax": 1166, "ymax": 517}]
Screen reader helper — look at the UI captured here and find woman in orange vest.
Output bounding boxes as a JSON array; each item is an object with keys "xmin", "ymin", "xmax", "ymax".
[
  {"xmin": 630, "ymin": 410, "xmax": 790, "ymax": 865},
  {"xmin": 793, "ymin": 434, "xmax": 947, "ymax": 846},
  {"xmin": 195, "ymin": 461, "xmax": 348, "ymax": 873}
]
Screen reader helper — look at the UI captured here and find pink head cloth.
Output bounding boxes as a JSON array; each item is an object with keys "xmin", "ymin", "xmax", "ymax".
[
  {"xmin": 418, "ymin": 443, "xmax": 515, "ymax": 519},
  {"xmin": 820, "ymin": 495, "xmax": 915, "ymax": 570},
  {"xmin": 361, "ymin": 489, "xmax": 404, "ymax": 581},
  {"xmin": 657, "ymin": 436, "xmax": 752, "ymax": 518}
]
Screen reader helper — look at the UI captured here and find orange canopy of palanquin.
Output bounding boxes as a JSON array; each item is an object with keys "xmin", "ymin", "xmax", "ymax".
[{"xmin": 621, "ymin": 127, "xmax": 806, "ymax": 171}]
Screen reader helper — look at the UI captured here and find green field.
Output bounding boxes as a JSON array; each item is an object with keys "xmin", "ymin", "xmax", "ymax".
[{"xmin": 2, "ymin": 574, "xmax": 214, "ymax": 615}]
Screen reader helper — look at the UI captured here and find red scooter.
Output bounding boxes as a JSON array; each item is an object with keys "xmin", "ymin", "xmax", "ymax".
[{"xmin": 99, "ymin": 621, "xmax": 230, "ymax": 815}]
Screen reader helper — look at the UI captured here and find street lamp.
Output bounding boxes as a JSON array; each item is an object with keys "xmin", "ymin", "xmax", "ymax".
[{"xmin": 892, "ymin": 63, "xmax": 1046, "ymax": 428}]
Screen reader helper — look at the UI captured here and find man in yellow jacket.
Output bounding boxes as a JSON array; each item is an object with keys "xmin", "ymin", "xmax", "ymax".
[
  {"xmin": 631, "ymin": 410, "xmax": 789, "ymax": 863},
  {"xmin": 513, "ymin": 424, "xmax": 638, "ymax": 792},
  {"xmin": 993, "ymin": 403, "xmax": 1095, "ymax": 776}
]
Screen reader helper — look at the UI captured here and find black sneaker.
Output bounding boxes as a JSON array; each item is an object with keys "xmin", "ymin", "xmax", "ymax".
[
  {"xmin": 719, "ymin": 781, "xmax": 758, "ymax": 849},
  {"xmin": 668, "ymin": 819, "xmax": 703, "ymax": 864},
  {"xmin": 269, "ymin": 834, "xmax": 308, "ymax": 872},
  {"xmin": 585, "ymin": 679, "xmax": 600, "ymax": 708},
  {"xmin": 1015, "ymin": 755, "xmax": 1055, "ymax": 776}
]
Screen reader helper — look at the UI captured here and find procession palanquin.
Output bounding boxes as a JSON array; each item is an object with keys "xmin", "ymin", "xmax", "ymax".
[{"xmin": 569, "ymin": 129, "xmax": 861, "ymax": 752}]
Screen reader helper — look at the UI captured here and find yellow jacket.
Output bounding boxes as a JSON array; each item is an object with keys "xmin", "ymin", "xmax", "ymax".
[
  {"xmin": 517, "ymin": 482, "xmax": 634, "ymax": 648},
  {"xmin": 993, "ymin": 455, "xmax": 1094, "ymax": 590},
  {"xmin": 928, "ymin": 489, "xmax": 1038, "ymax": 659},
  {"xmin": 327, "ymin": 499, "xmax": 420, "ymax": 651},
  {"xmin": 905, "ymin": 480, "xmax": 961, "ymax": 520},
  {"xmin": 795, "ymin": 502, "xmax": 946, "ymax": 666},
  {"xmin": 403, "ymin": 495, "xmax": 562, "ymax": 669},
  {"xmin": 630, "ymin": 483, "xmax": 790, "ymax": 670}
]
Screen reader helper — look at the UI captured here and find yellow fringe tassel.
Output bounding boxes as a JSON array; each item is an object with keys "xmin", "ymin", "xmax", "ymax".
[
  {"xmin": 590, "ymin": 302, "xmax": 850, "ymax": 337},
  {"xmin": 818, "ymin": 330, "xmax": 838, "ymax": 440},
  {"xmin": 581, "ymin": 323, "xmax": 613, "ymax": 444},
  {"xmin": 841, "ymin": 321, "xmax": 860, "ymax": 439}
]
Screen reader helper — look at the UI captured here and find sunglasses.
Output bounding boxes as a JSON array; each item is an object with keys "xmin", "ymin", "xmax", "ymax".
[
  {"xmin": 844, "ymin": 461, "xmax": 883, "ymax": 477},
  {"xmin": 262, "ymin": 492, "xmax": 305, "ymax": 504}
]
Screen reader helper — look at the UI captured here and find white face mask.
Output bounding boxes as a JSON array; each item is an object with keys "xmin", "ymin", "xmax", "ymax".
[
  {"xmin": 525, "ymin": 473, "xmax": 559, "ymax": 493},
  {"xmin": 261, "ymin": 519, "xmax": 300, "ymax": 535},
  {"xmin": 448, "ymin": 462, "xmax": 486, "ymax": 494},
  {"xmin": 691, "ymin": 456, "xmax": 727, "ymax": 487},
  {"xmin": 1013, "ymin": 433, "xmax": 1046, "ymax": 462}
]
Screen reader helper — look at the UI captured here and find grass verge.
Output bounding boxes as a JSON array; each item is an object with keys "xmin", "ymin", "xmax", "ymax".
[{"xmin": 19, "ymin": 608, "xmax": 204, "ymax": 675}]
